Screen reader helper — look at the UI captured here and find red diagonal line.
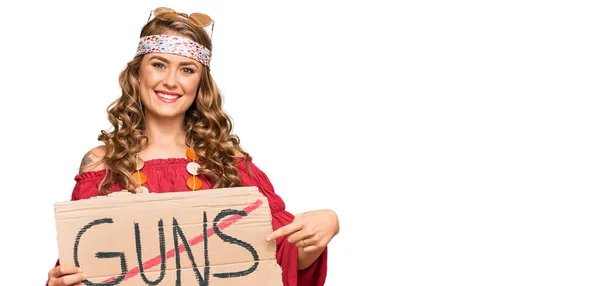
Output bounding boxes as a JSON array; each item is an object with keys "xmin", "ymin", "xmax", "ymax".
[{"xmin": 100, "ymin": 199, "xmax": 264, "ymax": 283}]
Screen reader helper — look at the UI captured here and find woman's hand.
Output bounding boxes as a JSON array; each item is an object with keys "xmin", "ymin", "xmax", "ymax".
[
  {"xmin": 267, "ymin": 209, "xmax": 340, "ymax": 253},
  {"xmin": 47, "ymin": 265, "xmax": 86, "ymax": 286}
]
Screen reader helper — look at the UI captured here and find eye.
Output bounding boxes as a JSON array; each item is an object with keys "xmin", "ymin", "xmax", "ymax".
[
  {"xmin": 182, "ymin": 67, "xmax": 196, "ymax": 74},
  {"xmin": 152, "ymin": 62, "xmax": 166, "ymax": 69}
]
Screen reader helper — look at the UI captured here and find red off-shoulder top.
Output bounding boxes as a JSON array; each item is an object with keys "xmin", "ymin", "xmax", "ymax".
[{"xmin": 50, "ymin": 157, "xmax": 327, "ymax": 286}]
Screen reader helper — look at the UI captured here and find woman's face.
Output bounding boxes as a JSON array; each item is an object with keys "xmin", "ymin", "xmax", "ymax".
[{"xmin": 138, "ymin": 33, "xmax": 202, "ymax": 120}]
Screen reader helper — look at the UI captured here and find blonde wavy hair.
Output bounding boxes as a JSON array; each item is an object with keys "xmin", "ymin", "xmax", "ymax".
[{"xmin": 97, "ymin": 16, "xmax": 248, "ymax": 195}]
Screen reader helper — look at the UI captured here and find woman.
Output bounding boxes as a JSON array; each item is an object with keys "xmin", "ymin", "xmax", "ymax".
[{"xmin": 46, "ymin": 8, "xmax": 339, "ymax": 286}]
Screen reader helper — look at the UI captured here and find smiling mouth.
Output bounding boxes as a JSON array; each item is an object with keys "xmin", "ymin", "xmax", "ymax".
[{"xmin": 155, "ymin": 91, "xmax": 182, "ymax": 103}]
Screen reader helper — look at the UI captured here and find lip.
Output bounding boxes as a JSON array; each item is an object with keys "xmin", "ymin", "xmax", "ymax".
[{"xmin": 154, "ymin": 90, "xmax": 182, "ymax": 103}]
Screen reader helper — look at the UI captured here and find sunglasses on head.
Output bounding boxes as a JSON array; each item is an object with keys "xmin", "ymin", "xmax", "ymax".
[{"xmin": 147, "ymin": 7, "xmax": 214, "ymax": 40}]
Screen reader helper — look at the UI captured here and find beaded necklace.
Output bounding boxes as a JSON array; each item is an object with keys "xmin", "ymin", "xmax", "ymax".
[{"xmin": 131, "ymin": 147, "xmax": 202, "ymax": 193}]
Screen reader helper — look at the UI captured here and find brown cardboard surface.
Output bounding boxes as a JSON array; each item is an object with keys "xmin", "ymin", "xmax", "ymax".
[{"xmin": 54, "ymin": 186, "xmax": 283, "ymax": 285}]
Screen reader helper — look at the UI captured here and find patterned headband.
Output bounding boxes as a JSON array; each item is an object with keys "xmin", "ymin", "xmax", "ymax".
[{"xmin": 136, "ymin": 34, "xmax": 211, "ymax": 67}]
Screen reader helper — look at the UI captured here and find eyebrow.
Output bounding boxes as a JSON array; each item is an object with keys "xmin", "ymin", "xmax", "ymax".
[{"xmin": 148, "ymin": 55, "xmax": 200, "ymax": 69}]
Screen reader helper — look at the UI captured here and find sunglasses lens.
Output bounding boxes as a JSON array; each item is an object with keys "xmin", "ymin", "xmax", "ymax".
[
  {"xmin": 154, "ymin": 7, "xmax": 176, "ymax": 20},
  {"xmin": 157, "ymin": 12, "xmax": 180, "ymax": 21},
  {"xmin": 154, "ymin": 7, "xmax": 174, "ymax": 15},
  {"xmin": 189, "ymin": 13, "xmax": 213, "ymax": 27}
]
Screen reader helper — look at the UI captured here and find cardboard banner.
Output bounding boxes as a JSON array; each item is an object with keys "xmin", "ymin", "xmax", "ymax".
[{"xmin": 54, "ymin": 186, "xmax": 283, "ymax": 286}]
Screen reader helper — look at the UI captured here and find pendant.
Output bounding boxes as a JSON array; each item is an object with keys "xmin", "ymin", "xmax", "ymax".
[{"xmin": 187, "ymin": 176, "xmax": 202, "ymax": 190}]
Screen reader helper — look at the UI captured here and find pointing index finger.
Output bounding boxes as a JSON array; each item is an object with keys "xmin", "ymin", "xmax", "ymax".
[{"xmin": 266, "ymin": 222, "xmax": 302, "ymax": 242}]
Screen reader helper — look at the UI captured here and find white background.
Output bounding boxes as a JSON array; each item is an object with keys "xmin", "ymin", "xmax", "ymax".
[{"xmin": 1, "ymin": 0, "xmax": 599, "ymax": 285}]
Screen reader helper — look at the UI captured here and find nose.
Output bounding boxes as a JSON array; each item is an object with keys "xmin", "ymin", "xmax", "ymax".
[{"xmin": 162, "ymin": 69, "xmax": 178, "ymax": 88}]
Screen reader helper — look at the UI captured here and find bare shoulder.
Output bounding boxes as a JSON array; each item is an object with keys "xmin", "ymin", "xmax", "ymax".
[{"xmin": 79, "ymin": 146, "xmax": 107, "ymax": 173}]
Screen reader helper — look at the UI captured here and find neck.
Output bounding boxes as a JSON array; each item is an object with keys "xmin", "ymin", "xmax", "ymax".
[{"xmin": 144, "ymin": 114, "xmax": 187, "ymax": 151}]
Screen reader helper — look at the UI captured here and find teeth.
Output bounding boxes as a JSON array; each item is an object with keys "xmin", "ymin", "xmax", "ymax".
[{"xmin": 157, "ymin": 92, "xmax": 179, "ymax": 100}]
